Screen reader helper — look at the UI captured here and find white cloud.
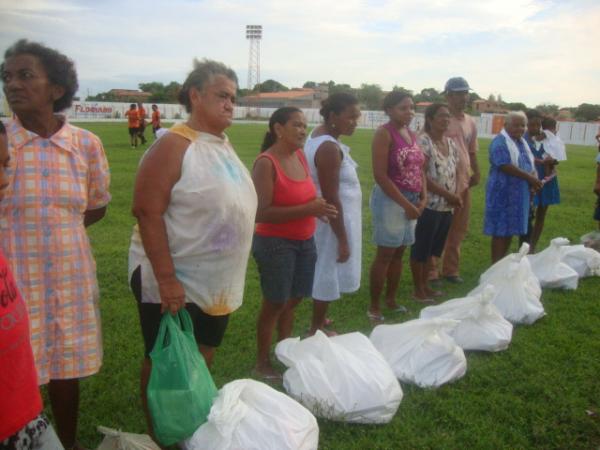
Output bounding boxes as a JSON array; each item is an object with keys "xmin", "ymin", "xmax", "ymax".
[{"xmin": 0, "ymin": 0, "xmax": 598, "ymax": 107}]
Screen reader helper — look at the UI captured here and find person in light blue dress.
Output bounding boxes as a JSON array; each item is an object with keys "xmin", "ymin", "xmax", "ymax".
[{"xmin": 484, "ymin": 111, "xmax": 543, "ymax": 262}]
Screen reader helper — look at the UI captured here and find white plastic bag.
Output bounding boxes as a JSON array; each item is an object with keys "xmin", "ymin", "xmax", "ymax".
[
  {"xmin": 419, "ymin": 286, "xmax": 513, "ymax": 352},
  {"xmin": 469, "ymin": 243, "xmax": 545, "ymax": 325},
  {"xmin": 540, "ymin": 129, "xmax": 567, "ymax": 161},
  {"xmin": 559, "ymin": 244, "xmax": 600, "ymax": 278},
  {"xmin": 96, "ymin": 427, "xmax": 160, "ymax": 450},
  {"xmin": 369, "ymin": 318, "xmax": 467, "ymax": 388},
  {"xmin": 182, "ymin": 379, "xmax": 319, "ymax": 450},
  {"xmin": 527, "ymin": 238, "xmax": 579, "ymax": 289},
  {"xmin": 275, "ymin": 331, "xmax": 402, "ymax": 424}
]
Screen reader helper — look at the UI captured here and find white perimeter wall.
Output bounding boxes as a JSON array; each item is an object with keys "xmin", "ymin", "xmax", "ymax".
[{"xmin": 2, "ymin": 100, "xmax": 599, "ymax": 147}]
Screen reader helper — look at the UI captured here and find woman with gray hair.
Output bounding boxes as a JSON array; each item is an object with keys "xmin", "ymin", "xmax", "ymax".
[
  {"xmin": 484, "ymin": 111, "xmax": 542, "ymax": 262},
  {"xmin": 128, "ymin": 58, "xmax": 257, "ymax": 440}
]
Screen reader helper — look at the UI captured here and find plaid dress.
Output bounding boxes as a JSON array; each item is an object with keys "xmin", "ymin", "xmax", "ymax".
[{"xmin": 0, "ymin": 118, "xmax": 111, "ymax": 383}]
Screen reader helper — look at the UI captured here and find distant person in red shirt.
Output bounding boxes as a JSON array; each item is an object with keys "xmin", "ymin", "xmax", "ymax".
[
  {"xmin": 151, "ymin": 104, "xmax": 161, "ymax": 138},
  {"xmin": 125, "ymin": 103, "xmax": 140, "ymax": 148},
  {"xmin": 0, "ymin": 121, "xmax": 64, "ymax": 449},
  {"xmin": 137, "ymin": 102, "xmax": 147, "ymax": 144}
]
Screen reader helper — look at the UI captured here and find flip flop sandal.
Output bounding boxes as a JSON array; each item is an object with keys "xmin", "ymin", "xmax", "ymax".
[
  {"xmin": 386, "ymin": 304, "xmax": 409, "ymax": 313},
  {"xmin": 251, "ymin": 368, "xmax": 283, "ymax": 383},
  {"xmin": 367, "ymin": 310, "xmax": 385, "ymax": 323},
  {"xmin": 412, "ymin": 295, "xmax": 436, "ymax": 304}
]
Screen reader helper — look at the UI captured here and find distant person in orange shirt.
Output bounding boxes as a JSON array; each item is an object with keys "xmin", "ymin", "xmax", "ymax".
[
  {"xmin": 125, "ymin": 103, "xmax": 140, "ymax": 147},
  {"xmin": 151, "ymin": 104, "xmax": 161, "ymax": 138},
  {"xmin": 137, "ymin": 102, "xmax": 147, "ymax": 144}
]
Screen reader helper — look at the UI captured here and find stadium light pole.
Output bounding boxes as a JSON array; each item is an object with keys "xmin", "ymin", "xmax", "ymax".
[{"xmin": 246, "ymin": 25, "xmax": 262, "ymax": 117}]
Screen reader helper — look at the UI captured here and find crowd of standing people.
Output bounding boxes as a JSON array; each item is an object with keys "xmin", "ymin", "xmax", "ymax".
[{"xmin": 0, "ymin": 38, "xmax": 594, "ymax": 450}]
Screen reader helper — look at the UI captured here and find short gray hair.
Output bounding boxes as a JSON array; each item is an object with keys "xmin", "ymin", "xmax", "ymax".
[
  {"xmin": 178, "ymin": 58, "xmax": 238, "ymax": 112},
  {"xmin": 505, "ymin": 111, "xmax": 527, "ymax": 126}
]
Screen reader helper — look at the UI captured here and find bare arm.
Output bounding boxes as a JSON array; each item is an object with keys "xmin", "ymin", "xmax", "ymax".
[
  {"xmin": 468, "ymin": 120, "xmax": 480, "ymax": 187},
  {"xmin": 252, "ymin": 156, "xmax": 336, "ymax": 223},
  {"xmin": 131, "ymin": 133, "xmax": 188, "ymax": 314},
  {"xmin": 315, "ymin": 141, "xmax": 350, "ymax": 262},
  {"xmin": 84, "ymin": 206, "xmax": 106, "ymax": 227},
  {"xmin": 499, "ymin": 164, "xmax": 542, "ymax": 191},
  {"xmin": 372, "ymin": 127, "xmax": 420, "ymax": 219}
]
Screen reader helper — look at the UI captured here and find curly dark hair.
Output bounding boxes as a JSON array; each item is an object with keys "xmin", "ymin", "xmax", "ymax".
[
  {"xmin": 525, "ymin": 108, "xmax": 543, "ymax": 121},
  {"xmin": 319, "ymin": 92, "xmax": 358, "ymax": 122},
  {"xmin": 178, "ymin": 58, "xmax": 238, "ymax": 113},
  {"xmin": 1, "ymin": 39, "xmax": 78, "ymax": 112}
]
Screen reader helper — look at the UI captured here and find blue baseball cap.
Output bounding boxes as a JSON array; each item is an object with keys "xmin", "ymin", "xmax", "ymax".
[{"xmin": 444, "ymin": 77, "xmax": 471, "ymax": 93}]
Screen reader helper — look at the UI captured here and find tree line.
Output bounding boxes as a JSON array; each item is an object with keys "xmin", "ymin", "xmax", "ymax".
[{"xmin": 86, "ymin": 80, "xmax": 600, "ymax": 122}]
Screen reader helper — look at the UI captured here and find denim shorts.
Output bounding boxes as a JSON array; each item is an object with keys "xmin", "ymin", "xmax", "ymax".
[
  {"xmin": 370, "ymin": 184, "xmax": 420, "ymax": 248},
  {"xmin": 252, "ymin": 234, "xmax": 317, "ymax": 303}
]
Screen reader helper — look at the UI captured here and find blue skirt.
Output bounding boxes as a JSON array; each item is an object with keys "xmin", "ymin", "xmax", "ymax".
[{"xmin": 534, "ymin": 175, "xmax": 560, "ymax": 207}]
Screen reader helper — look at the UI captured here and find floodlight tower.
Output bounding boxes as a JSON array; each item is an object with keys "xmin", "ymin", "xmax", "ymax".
[{"xmin": 246, "ymin": 25, "xmax": 262, "ymax": 92}]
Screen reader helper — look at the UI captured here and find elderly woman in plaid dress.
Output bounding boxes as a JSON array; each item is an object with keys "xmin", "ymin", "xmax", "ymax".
[{"xmin": 0, "ymin": 40, "xmax": 110, "ymax": 450}]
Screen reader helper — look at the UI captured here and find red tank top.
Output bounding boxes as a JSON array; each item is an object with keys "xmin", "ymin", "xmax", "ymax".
[
  {"xmin": 255, "ymin": 149, "xmax": 317, "ymax": 240},
  {"xmin": 0, "ymin": 250, "xmax": 42, "ymax": 441}
]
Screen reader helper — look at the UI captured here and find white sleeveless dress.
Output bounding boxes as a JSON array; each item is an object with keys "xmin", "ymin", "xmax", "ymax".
[
  {"xmin": 304, "ymin": 132, "xmax": 362, "ymax": 301},
  {"xmin": 128, "ymin": 124, "xmax": 257, "ymax": 315}
]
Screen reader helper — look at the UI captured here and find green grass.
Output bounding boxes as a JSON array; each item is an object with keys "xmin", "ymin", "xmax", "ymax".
[{"xmin": 59, "ymin": 122, "xmax": 600, "ymax": 449}]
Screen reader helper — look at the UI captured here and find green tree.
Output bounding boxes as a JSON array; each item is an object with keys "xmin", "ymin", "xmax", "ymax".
[
  {"xmin": 327, "ymin": 81, "xmax": 354, "ymax": 95},
  {"xmin": 392, "ymin": 85, "xmax": 413, "ymax": 95},
  {"xmin": 86, "ymin": 91, "xmax": 119, "ymax": 101},
  {"xmin": 133, "ymin": 81, "xmax": 182, "ymax": 103},
  {"xmin": 357, "ymin": 83, "xmax": 383, "ymax": 110},
  {"xmin": 257, "ymin": 79, "xmax": 289, "ymax": 93},
  {"xmin": 303, "ymin": 81, "xmax": 317, "ymax": 88},
  {"xmin": 505, "ymin": 102, "xmax": 528, "ymax": 111},
  {"xmin": 415, "ymin": 88, "xmax": 443, "ymax": 103},
  {"xmin": 535, "ymin": 103, "xmax": 560, "ymax": 116},
  {"xmin": 574, "ymin": 103, "xmax": 600, "ymax": 122}
]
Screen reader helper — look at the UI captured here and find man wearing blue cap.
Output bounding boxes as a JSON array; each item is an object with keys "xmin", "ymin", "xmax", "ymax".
[{"xmin": 430, "ymin": 77, "xmax": 480, "ymax": 283}]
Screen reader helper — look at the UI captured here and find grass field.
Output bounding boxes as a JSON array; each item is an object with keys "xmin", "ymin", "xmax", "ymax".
[{"xmin": 52, "ymin": 122, "xmax": 600, "ymax": 449}]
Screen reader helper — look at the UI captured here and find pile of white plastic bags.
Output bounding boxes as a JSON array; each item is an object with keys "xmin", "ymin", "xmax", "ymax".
[{"xmin": 180, "ymin": 237, "xmax": 600, "ymax": 449}]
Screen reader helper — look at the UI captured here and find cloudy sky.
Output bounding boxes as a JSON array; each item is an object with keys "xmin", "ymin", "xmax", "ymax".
[{"xmin": 1, "ymin": 0, "xmax": 599, "ymax": 108}]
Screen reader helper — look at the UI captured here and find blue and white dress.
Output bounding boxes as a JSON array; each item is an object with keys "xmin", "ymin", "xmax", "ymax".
[
  {"xmin": 484, "ymin": 134, "xmax": 534, "ymax": 237},
  {"xmin": 524, "ymin": 132, "xmax": 560, "ymax": 207}
]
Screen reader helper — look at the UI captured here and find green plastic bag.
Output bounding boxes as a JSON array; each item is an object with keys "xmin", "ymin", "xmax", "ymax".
[{"xmin": 147, "ymin": 309, "xmax": 217, "ymax": 446}]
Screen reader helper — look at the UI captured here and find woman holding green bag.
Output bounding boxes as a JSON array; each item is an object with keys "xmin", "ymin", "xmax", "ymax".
[{"xmin": 128, "ymin": 59, "xmax": 257, "ymax": 444}]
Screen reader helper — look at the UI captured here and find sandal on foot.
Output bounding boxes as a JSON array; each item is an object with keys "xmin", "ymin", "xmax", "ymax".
[
  {"xmin": 367, "ymin": 310, "xmax": 385, "ymax": 323},
  {"xmin": 252, "ymin": 368, "xmax": 283, "ymax": 382},
  {"xmin": 426, "ymin": 290, "xmax": 444, "ymax": 297},
  {"xmin": 412, "ymin": 295, "xmax": 436, "ymax": 304},
  {"xmin": 386, "ymin": 304, "xmax": 409, "ymax": 314}
]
